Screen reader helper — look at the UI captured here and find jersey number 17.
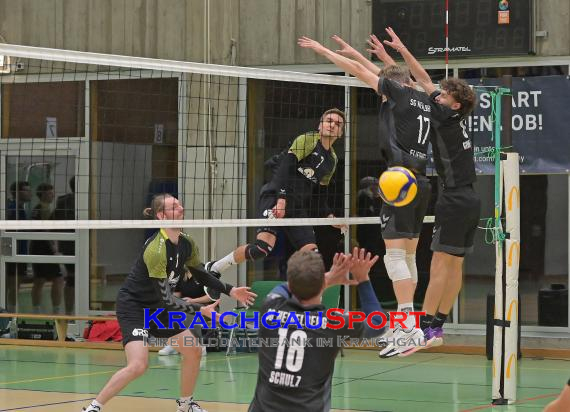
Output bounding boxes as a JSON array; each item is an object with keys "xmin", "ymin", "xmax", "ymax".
[{"xmin": 417, "ymin": 115, "xmax": 430, "ymax": 145}]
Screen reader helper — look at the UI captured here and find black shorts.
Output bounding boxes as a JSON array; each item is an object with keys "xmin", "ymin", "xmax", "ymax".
[
  {"xmin": 256, "ymin": 191, "xmax": 316, "ymax": 249},
  {"xmin": 116, "ymin": 296, "xmax": 201, "ymax": 347},
  {"xmin": 431, "ymin": 185, "xmax": 481, "ymax": 256},
  {"xmin": 381, "ymin": 176, "xmax": 431, "ymax": 239}
]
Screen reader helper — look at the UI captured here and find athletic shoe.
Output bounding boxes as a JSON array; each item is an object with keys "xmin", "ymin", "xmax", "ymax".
[
  {"xmin": 376, "ymin": 326, "xmax": 396, "ymax": 347},
  {"xmin": 379, "ymin": 327, "xmax": 426, "ymax": 358},
  {"xmin": 423, "ymin": 326, "xmax": 444, "ymax": 347},
  {"xmin": 82, "ymin": 404, "xmax": 101, "ymax": 412},
  {"xmin": 176, "ymin": 398, "xmax": 208, "ymax": 412},
  {"xmin": 158, "ymin": 345, "xmax": 178, "ymax": 356}
]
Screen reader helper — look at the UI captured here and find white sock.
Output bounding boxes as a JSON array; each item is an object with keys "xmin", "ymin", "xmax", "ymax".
[
  {"xmin": 397, "ymin": 302, "xmax": 414, "ymax": 313},
  {"xmin": 88, "ymin": 400, "xmax": 103, "ymax": 410},
  {"xmin": 177, "ymin": 395, "xmax": 193, "ymax": 404},
  {"xmin": 397, "ymin": 302, "xmax": 415, "ymax": 331},
  {"xmin": 211, "ymin": 252, "xmax": 237, "ymax": 273}
]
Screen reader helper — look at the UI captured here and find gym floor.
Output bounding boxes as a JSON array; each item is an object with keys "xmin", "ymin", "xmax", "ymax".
[{"xmin": 0, "ymin": 346, "xmax": 568, "ymax": 411}]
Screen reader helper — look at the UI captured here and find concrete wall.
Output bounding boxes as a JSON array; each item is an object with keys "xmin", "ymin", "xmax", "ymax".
[
  {"xmin": 536, "ymin": 0, "xmax": 570, "ymax": 56},
  {"xmin": 3, "ymin": 0, "xmax": 566, "ymax": 65}
]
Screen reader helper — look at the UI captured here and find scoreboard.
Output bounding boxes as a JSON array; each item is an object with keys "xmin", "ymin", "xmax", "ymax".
[{"xmin": 372, "ymin": 0, "xmax": 533, "ymax": 58}]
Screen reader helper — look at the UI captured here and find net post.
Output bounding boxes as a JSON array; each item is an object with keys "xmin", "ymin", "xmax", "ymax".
[
  {"xmin": 491, "ymin": 88, "xmax": 505, "ymax": 403},
  {"xmin": 501, "ymin": 74, "xmax": 519, "ymax": 403},
  {"xmin": 492, "ymin": 77, "xmax": 518, "ymax": 405}
]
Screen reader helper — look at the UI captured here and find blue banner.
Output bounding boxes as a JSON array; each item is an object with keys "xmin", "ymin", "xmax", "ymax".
[{"xmin": 467, "ymin": 76, "xmax": 570, "ymax": 174}]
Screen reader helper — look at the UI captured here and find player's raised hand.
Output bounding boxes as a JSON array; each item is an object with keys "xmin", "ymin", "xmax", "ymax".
[
  {"xmin": 298, "ymin": 36, "xmax": 329, "ymax": 56},
  {"xmin": 230, "ymin": 286, "xmax": 257, "ymax": 307},
  {"xmin": 383, "ymin": 27, "xmax": 406, "ymax": 52},
  {"xmin": 367, "ymin": 34, "xmax": 389, "ymax": 59},
  {"xmin": 350, "ymin": 247, "xmax": 379, "ymax": 283},
  {"xmin": 325, "ymin": 252, "xmax": 358, "ymax": 287},
  {"xmin": 331, "ymin": 35, "xmax": 360, "ymax": 59}
]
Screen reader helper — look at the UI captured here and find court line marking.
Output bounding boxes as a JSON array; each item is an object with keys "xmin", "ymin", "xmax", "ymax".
[
  {"xmin": 0, "ymin": 350, "xmax": 564, "ymax": 410},
  {"xmin": 0, "ymin": 353, "xmax": 258, "ymax": 386},
  {"xmin": 459, "ymin": 392, "xmax": 559, "ymax": 411},
  {"xmin": 355, "ymin": 377, "xmax": 565, "ymax": 391},
  {"xmin": 332, "ymin": 355, "xmax": 445, "ymax": 387},
  {"xmin": 0, "ymin": 373, "xmax": 557, "ymax": 411},
  {"xmin": 0, "ymin": 397, "xmax": 93, "ymax": 411},
  {"xmin": 2, "ymin": 352, "xmax": 564, "ymax": 394},
  {"xmin": 0, "ymin": 389, "xmax": 369, "ymax": 412},
  {"xmin": 3, "ymin": 349, "xmax": 568, "ymax": 372}
]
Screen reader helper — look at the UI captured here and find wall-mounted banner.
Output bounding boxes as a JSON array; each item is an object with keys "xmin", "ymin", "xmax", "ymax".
[{"xmin": 457, "ymin": 76, "xmax": 569, "ymax": 174}]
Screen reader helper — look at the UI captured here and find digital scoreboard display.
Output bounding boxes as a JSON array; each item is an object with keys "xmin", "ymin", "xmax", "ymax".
[{"xmin": 372, "ymin": 0, "xmax": 533, "ymax": 58}]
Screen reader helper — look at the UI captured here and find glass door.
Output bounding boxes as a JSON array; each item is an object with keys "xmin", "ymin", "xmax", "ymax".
[{"xmin": 0, "ymin": 150, "xmax": 80, "ymax": 315}]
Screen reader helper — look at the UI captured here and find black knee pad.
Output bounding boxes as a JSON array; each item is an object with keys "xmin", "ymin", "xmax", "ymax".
[{"xmin": 245, "ymin": 239, "xmax": 273, "ymax": 261}]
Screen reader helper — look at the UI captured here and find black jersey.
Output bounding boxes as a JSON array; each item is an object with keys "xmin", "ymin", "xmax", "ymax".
[
  {"xmin": 249, "ymin": 285, "xmax": 372, "ymax": 412},
  {"xmin": 175, "ymin": 274, "xmax": 208, "ymax": 299},
  {"xmin": 377, "ymin": 77, "xmax": 433, "ymax": 175},
  {"xmin": 429, "ymin": 91, "xmax": 477, "ymax": 188},
  {"xmin": 268, "ymin": 132, "xmax": 337, "ymax": 202},
  {"xmin": 119, "ymin": 229, "xmax": 202, "ymax": 308}
]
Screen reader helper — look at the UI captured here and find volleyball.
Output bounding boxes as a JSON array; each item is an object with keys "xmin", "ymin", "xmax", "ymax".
[{"xmin": 378, "ymin": 166, "xmax": 418, "ymax": 207}]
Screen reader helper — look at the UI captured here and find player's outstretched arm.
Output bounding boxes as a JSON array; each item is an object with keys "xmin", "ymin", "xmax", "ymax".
[
  {"xmin": 298, "ymin": 36, "xmax": 380, "ymax": 92},
  {"xmin": 332, "ymin": 35, "xmax": 382, "ymax": 76},
  {"xmin": 366, "ymin": 34, "xmax": 397, "ymax": 68},
  {"xmin": 383, "ymin": 27, "xmax": 437, "ymax": 95}
]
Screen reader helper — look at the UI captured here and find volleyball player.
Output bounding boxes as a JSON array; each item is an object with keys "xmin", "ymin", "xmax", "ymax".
[
  {"xmin": 206, "ymin": 109, "xmax": 346, "ymax": 278},
  {"xmin": 298, "ymin": 36, "xmax": 433, "ymax": 357},
  {"xmin": 82, "ymin": 194, "xmax": 256, "ymax": 412},
  {"xmin": 249, "ymin": 248, "xmax": 386, "ymax": 412},
  {"xmin": 383, "ymin": 27, "xmax": 479, "ymax": 349}
]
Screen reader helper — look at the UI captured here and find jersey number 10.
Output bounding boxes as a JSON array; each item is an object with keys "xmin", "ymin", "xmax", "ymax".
[{"xmin": 274, "ymin": 328, "xmax": 307, "ymax": 373}]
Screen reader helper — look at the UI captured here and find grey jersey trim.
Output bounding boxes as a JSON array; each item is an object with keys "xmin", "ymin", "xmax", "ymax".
[{"xmin": 155, "ymin": 278, "xmax": 201, "ymax": 313}]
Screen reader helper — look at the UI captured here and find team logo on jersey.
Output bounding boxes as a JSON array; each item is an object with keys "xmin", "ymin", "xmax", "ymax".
[
  {"xmin": 132, "ymin": 329, "xmax": 148, "ymax": 337},
  {"xmin": 168, "ymin": 270, "xmax": 180, "ymax": 287},
  {"xmin": 299, "ymin": 167, "xmax": 316, "ymax": 180}
]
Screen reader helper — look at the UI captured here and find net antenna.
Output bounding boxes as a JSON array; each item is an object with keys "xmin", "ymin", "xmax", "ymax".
[{"xmin": 445, "ymin": 0, "xmax": 449, "ymax": 79}]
